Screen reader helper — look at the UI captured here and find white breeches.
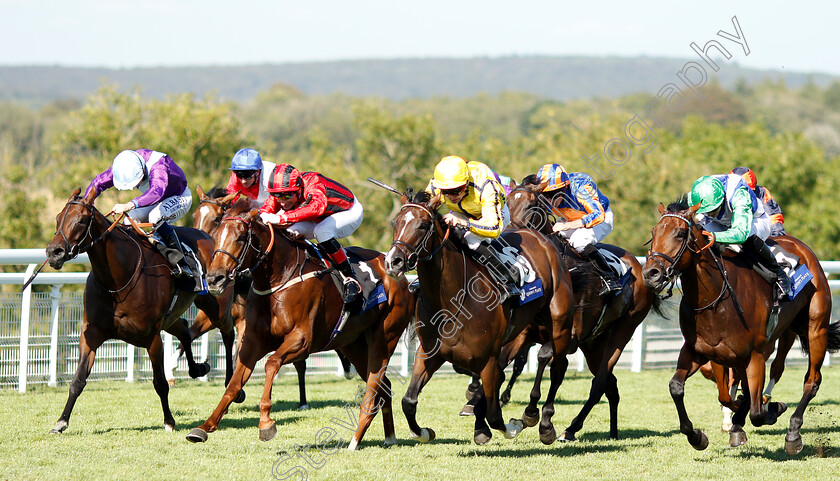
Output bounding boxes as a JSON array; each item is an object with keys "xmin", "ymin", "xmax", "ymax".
[
  {"xmin": 556, "ymin": 209, "xmax": 614, "ymax": 253},
  {"xmin": 463, "ymin": 205, "xmax": 511, "ymax": 250},
  {"xmin": 128, "ymin": 187, "xmax": 193, "ymax": 224},
  {"xmin": 288, "ymin": 198, "xmax": 364, "ymax": 242}
]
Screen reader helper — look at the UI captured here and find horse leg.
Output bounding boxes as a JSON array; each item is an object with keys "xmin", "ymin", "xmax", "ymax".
[
  {"xmin": 521, "ymin": 342, "xmax": 552, "ymax": 428},
  {"xmin": 348, "ymin": 343, "xmax": 396, "ymax": 450},
  {"xmin": 336, "ymin": 350, "xmax": 354, "ymax": 380},
  {"xmin": 147, "ymin": 334, "xmax": 177, "ymax": 431},
  {"xmin": 460, "ymin": 376, "xmax": 481, "ymax": 416},
  {"xmin": 166, "ymin": 311, "xmax": 215, "ymax": 385},
  {"xmin": 538, "ymin": 351, "xmax": 569, "ymax": 445},
  {"xmin": 764, "ymin": 330, "xmax": 796, "ymax": 402},
  {"xmin": 561, "ymin": 343, "xmax": 617, "ymax": 441},
  {"xmin": 670, "ymin": 346, "xmax": 708, "ymax": 450},
  {"xmin": 186, "ymin": 333, "xmax": 268, "ymax": 442},
  {"xmin": 50, "ymin": 324, "xmax": 104, "ymax": 434},
  {"xmin": 501, "ymin": 346, "xmax": 529, "ymax": 406},
  {"xmin": 402, "ymin": 349, "xmax": 445, "ymax": 443},
  {"xmin": 164, "ymin": 318, "xmax": 210, "ymax": 379},
  {"xmin": 784, "ymin": 319, "xmax": 829, "ymax": 455},
  {"xmin": 257, "ymin": 350, "xmax": 287, "ymax": 442},
  {"xmin": 294, "ymin": 360, "xmax": 309, "ymax": 410}
]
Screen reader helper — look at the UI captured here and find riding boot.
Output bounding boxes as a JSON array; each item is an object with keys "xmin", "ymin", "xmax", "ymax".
[
  {"xmin": 156, "ymin": 222, "xmax": 192, "ymax": 278},
  {"xmin": 321, "ymin": 238, "xmax": 361, "ymax": 304},
  {"xmin": 745, "ymin": 235, "xmax": 792, "ymax": 299},
  {"xmin": 472, "ymin": 242, "xmax": 522, "ymax": 302},
  {"xmin": 581, "ymin": 244, "xmax": 621, "ymax": 295}
]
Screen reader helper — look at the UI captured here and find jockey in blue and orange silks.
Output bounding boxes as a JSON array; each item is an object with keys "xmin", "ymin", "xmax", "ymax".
[
  {"xmin": 730, "ymin": 166, "xmax": 786, "ymax": 237},
  {"xmin": 258, "ymin": 163, "xmax": 364, "ymax": 303},
  {"xmin": 536, "ymin": 163, "xmax": 620, "ymax": 294},
  {"xmin": 424, "ymin": 155, "xmax": 521, "ymax": 300},
  {"xmin": 85, "ymin": 149, "xmax": 194, "ymax": 277}
]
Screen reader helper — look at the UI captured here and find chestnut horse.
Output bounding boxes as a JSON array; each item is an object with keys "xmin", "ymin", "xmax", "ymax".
[
  {"xmin": 503, "ymin": 179, "xmax": 661, "ymax": 441},
  {"xmin": 186, "ymin": 199, "xmax": 414, "ymax": 449},
  {"xmin": 385, "ymin": 190, "xmax": 575, "ymax": 445},
  {"xmin": 45, "ymin": 188, "xmax": 220, "ymax": 433},
  {"xmin": 642, "ymin": 197, "xmax": 840, "ymax": 454}
]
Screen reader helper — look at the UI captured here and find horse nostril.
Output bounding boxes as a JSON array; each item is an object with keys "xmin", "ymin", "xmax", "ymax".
[
  {"xmin": 644, "ymin": 268, "xmax": 660, "ymax": 280},
  {"xmin": 49, "ymin": 247, "xmax": 64, "ymax": 258}
]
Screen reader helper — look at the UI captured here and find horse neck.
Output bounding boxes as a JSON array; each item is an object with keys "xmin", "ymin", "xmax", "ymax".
[
  {"xmin": 252, "ymin": 227, "xmax": 306, "ymax": 291},
  {"xmin": 680, "ymin": 248, "xmax": 726, "ymax": 309},
  {"xmin": 416, "ymin": 221, "xmax": 461, "ymax": 301},
  {"xmin": 86, "ymin": 212, "xmax": 146, "ymax": 291}
]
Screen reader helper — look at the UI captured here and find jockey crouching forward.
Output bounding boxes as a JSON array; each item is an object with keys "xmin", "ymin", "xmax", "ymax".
[
  {"xmin": 688, "ymin": 174, "xmax": 792, "ymax": 298},
  {"xmin": 85, "ymin": 149, "xmax": 194, "ymax": 277},
  {"xmin": 730, "ymin": 166, "xmax": 786, "ymax": 237},
  {"xmin": 537, "ymin": 163, "xmax": 621, "ymax": 295},
  {"xmin": 259, "ymin": 164, "xmax": 364, "ymax": 303},
  {"xmin": 426, "ymin": 155, "xmax": 521, "ymax": 301}
]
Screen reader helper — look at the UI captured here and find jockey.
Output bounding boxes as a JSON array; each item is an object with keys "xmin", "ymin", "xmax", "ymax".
[
  {"xmin": 85, "ymin": 149, "xmax": 194, "ymax": 277},
  {"xmin": 258, "ymin": 164, "xmax": 364, "ymax": 303},
  {"xmin": 688, "ymin": 174, "xmax": 792, "ymax": 298},
  {"xmin": 225, "ymin": 148, "xmax": 277, "ymax": 203},
  {"xmin": 730, "ymin": 166, "xmax": 786, "ymax": 237},
  {"xmin": 425, "ymin": 155, "xmax": 521, "ymax": 300},
  {"xmin": 537, "ymin": 163, "xmax": 620, "ymax": 294}
]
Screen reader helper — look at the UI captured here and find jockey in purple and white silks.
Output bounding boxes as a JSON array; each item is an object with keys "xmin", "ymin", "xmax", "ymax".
[{"xmin": 85, "ymin": 149, "xmax": 194, "ymax": 276}]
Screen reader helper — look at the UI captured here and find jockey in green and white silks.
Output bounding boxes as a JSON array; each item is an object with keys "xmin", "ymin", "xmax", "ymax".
[{"xmin": 688, "ymin": 174, "xmax": 791, "ymax": 297}]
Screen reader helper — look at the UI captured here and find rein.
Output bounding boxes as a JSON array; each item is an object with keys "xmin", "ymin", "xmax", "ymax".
[
  {"xmin": 389, "ymin": 202, "xmax": 451, "ymax": 271},
  {"xmin": 212, "ymin": 215, "xmax": 274, "ymax": 280},
  {"xmin": 648, "ymin": 212, "xmax": 742, "ymax": 313}
]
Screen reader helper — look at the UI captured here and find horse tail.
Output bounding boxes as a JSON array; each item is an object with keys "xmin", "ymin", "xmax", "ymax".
[{"xmin": 825, "ymin": 321, "xmax": 840, "ymax": 353}]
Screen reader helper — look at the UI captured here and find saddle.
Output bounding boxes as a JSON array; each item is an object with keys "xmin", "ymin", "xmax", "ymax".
[{"xmin": 304, "ymin": 243, "xmax": 387, "ymax": 315}]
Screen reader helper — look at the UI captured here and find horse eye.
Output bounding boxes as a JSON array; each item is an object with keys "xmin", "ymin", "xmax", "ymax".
[{"xmin": 675, "ymin": 229, "xmax": 687, "ymax": 239}]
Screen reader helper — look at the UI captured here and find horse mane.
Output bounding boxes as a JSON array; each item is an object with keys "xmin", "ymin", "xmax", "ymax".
[
  {"xmin": 206, "ymin": 186, "xmax": 228, "ymax": 199},
  {"xmin": 666, "ymin": 194, "xmax": 691, "ymax": 212},
  {"xmin": 225, "ymin": 197, "xmax": 256, "ymax": 217},
  {"xmin": 521, "ymin": 174, "xmax": 540, "ymax": 186},
  {"xmin": 408, "ymin": 188, "xmax": 431, "ymax": 205}
]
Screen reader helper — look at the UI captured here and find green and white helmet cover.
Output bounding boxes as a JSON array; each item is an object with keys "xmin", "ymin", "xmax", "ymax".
[{"xmin": 688, "ymin": 176, "xmax": 725, "ymax": 214}]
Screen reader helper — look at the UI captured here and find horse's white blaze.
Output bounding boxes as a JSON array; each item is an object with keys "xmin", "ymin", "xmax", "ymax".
[
  {"xmin": 384, "ymin": 247, "xmax": 398, "ymax": 269},
  {"xmin": 217, "ymin": 224, "xmax": 234, "ymax": 255},
  {"xmin": 397, "ymin": 211, "xmax": 415, "ymax": 240}
]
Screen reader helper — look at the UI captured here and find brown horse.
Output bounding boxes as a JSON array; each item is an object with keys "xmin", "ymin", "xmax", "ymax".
[
  {"xmin": 385, "ymin": 189, "xmax": 575, "ymax": 445},
  {"xmin": 186, "ymin": 199, "xmax": 414, "ymax": 449},
  {"xmin": 642, "ymin": 196, "xmax": 840, "ymax": 454},
  {"xmin": 45, "ymin": 188, "xmax": 220, "ymax": 433},
  {"xmin": 503, "ymin": 178, "xmax": 661, "ymax": 441}
]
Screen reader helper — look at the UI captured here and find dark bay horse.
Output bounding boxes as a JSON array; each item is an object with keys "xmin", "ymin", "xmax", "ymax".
[
  {"xmin": 503, "ymin": 178, "xmax": 660, "ymax": 441},
  {"xmin": 385, "ymin": 190, "xmax": 575, "ymax": 445},
  {"xmin": 186, "ymin": 199, "xmax": 415, "ymax": 449},
  {"xmin": 45, "ymin": 188, "xmax": 220, "ymax": 433},
  {"xmin": 642, "ymin": 197, "xmax": 840, "ymax": 454},
  {"xmin": 170, "ymin": 186, "xmax": 353, "ymax": 408}
]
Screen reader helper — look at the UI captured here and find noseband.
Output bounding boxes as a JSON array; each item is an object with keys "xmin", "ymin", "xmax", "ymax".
[
  {"xmin": 390, "ymin": 203, "xmax": 450, "ymax": 271},
  {"xmin": 212, "ymin": 215, "xmax": 273, "ymax": 280}
]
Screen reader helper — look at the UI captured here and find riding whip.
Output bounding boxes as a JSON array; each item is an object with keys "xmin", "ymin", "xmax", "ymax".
[
  {"xmin": 20, "ymin": 259, "xmax": 48, "ymax": 293},
  {"xmin": 367, "ymin": 177, "xmax": 402, "ymax": 196}
]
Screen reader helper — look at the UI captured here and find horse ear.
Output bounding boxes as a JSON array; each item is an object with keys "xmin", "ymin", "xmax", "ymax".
[
  {"xmin": 70, "ymin": 187, "xmax": 81, "ymax": 200},
  {"xmin": 429, "ymin": 192, "xmax": 443, "ymax": 210},
  {"xmin": 400, "ymin": 193, "xmax": 408, "ymax": 204},
  {"xmin": 689, "ymin": 201, "xmax": 703, "ymax": 214},
  {"xmin": 82, "ymin": 187, "xmax": 96, "ymax": 205},
  {"xmin": 196, "ymin": 184, "xmax": 206, "ymax": 199},
  {"xmin": 248, "ymin": 208, "xmax": 261, "ymax": 220},
  {"xmin": 220, "ymin": 191, "xmax": 239, "ymax": 205},
  {"xmin": 535, "ymin": 180, "xmax": 549, "ymax": 193},
  {"xmin": 657, "ymin": 202, "xmax": 666, "ymax": 215}
]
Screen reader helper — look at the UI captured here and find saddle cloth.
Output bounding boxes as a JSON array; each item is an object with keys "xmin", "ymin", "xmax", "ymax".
[
  {"xmin": 729, "ymin": 240, "xmax": 812, "ymax": 300},
  {"xmin": 487, "ymin": 240, "xmax": 545, "ymax": 305},
  {"xmin": 595, "ymin": 243, "xmax": 630, "ymax": 278}
]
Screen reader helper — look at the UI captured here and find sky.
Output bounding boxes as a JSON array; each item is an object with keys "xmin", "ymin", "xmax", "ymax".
[{"xmin": 0, "ymin": 0, "xmax": 836, "ymax": 76}]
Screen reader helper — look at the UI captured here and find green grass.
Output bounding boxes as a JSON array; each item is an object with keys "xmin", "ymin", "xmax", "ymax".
[{"xmin": 2, "ymin": 367, "xmax": 840, "ymax": 480}]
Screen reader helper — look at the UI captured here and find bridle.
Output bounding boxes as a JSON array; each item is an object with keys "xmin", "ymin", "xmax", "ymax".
[
  {"xmin": 506, "ymin": 185, "xmax": 556, "ymax": 232},
  {"xmin": 212, "ymin": 215, "xmax": 273, "ymax": 281},
  {"xmin": 389, "ymin": 203, "xmax": 451, "ymax": 271},
  {"xmin": 647, "ymin": 211, "xmax": 741, "ymax": 313}
]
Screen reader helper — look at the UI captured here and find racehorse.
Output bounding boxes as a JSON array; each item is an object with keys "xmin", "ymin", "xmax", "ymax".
[
  {"xmin": 168, "ymin": 186, "xmax": 353, "ymax": 408},
  {"xmin": 502, "ymin": 177, "xmax": 661, "ymax": 440},
  {"xmin": 45, "ymin": 188, "xmax": 221, "ymax": 433},
  {"xmin": 642, "ymin": 196, "xmax": 840, "ymax": 454},
  {"xmin": 186, "ymin": 199, "xmax": 414, "ymax": 449},
  {"xmin": 385, "ymin": 189, "xmax": 576, "ymax": 445}
]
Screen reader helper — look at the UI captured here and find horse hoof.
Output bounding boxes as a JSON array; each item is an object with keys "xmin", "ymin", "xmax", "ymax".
[
  {"xmin": 474, "ymin": 429, "xmax": 492, "ymax": 445},
  {"xmin": 383, "ymin": 435, "xmax": 397, "ymax": 446},
  {"xmin": 186, "ymin": 428, "xmax": 208, "ymax": 443},
  {"xmin": 233, "ymin": 389, "xmax": 246, "ymax": 404},
  {"xmin": 504, "ymin": 419, "xmax": 524, "ymax": 439},
  {"xmin": 521, "ymin": 411, "xmax": 539, "ymax": 428},
  {"xmin": 459, "ymin": 404, "xmax": 474, "ymax": 416},
  {"xmin": 729, "ymin": 429, "xmax": 747, "ymax": 447},
  {"xmin": 189, "ymin": 362, "xmax": 211, "ymax": 379},
  {"xmin": 785, "ymin": 434, "xmax": 804, "ymax": 455},
  {"xmin": 465, "ymin": 388, "xmax": 477, "ymax": 401},
  {"xmin": 500, "ymin": 391, "xmax": 511, "ymax": 406},
  {"xmin": 165, "ymin": 423, "xmax": 175, "ymax": 432},
  {"xmin": 691, "ymin": 430, "xmax": 709, "ymax": 451},
  {"xmin": 540, "ymin": 426, "xmax": 557, "ymax": 445},
  {"xmin": 559, "ymin": 431, "xmax": 576, "ymax": 442},
  {"xmin": 411, "ymin": 428, "xmax": 435, "ymax": 443},
  {"xmin": 298, "ymin": 404, "xmax": 310, "ymax": 411},
  {"xmin": 260, "ymin": 423, "xmax": 277, "ymax": 442},
  {"xmin": 49, "ymin": 420, "xmax": 68, "ymax": 434}
]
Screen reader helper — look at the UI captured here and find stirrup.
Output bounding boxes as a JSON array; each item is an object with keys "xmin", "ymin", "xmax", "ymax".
[
  {"xmin": 600, "ymin": 277, "xmax": 622, "ymax": 296},
  {"xmin": 342, "ymin": 277, "xmax": 361, "ymax": 303}
]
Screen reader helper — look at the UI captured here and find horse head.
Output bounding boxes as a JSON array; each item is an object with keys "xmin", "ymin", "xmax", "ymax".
[
  {"xmin": 642, "ymin": 196, "xmax": 711, "ymax": 292},
  {"xmin": 507, "ymin": 175, "xmax": 552, "ymax": 233},
  {"xmin": 206, "ymin": 198, "xmax": 264, "ymax": 295},
  {"xmin": 192, "ymin": 185, "xmax": 241, "ymax": 235},
  {"xmin": 46, "ymin": 188, "xmax": 100, "ymax": 269},
  {"xmin": 384, "ymin": 189, "xmax": 444, "ymax": 277}
]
